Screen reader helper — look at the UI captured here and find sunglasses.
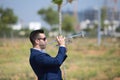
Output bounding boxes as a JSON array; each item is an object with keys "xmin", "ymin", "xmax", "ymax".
[{"xmin": 38, "ymin": 37, "xmax": 46, "ymax": 41}]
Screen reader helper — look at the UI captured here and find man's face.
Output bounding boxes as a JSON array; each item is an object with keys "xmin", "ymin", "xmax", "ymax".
[{"xmin": 37, "ymin": 33, "xmax": 47, "ymax": 49}]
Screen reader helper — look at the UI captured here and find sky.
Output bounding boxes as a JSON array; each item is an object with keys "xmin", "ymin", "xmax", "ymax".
[{"xmin": 0, "ymin": 0, "xmax": 120, "ymax": 28}]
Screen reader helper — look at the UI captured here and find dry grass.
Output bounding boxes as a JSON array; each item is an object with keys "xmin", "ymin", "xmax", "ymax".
[{"xmin": 0, "ymin": 38, "xmax": 120, "ymax": 80}]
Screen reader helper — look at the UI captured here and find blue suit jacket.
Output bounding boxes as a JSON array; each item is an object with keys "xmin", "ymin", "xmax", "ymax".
[{"xmin": 29, "ymin": 47, "xmax": 67, "ymax": 80}]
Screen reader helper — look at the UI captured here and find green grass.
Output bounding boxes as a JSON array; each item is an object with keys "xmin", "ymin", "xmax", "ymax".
[{"xmin": 0, "ymin": 38, "xmax": 120, "ymax": 80}]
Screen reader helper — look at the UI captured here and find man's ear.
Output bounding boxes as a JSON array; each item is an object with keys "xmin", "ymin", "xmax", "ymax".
[{"xmin": 35, "ymin": 39, "xmax": 39, "ymax": 45}]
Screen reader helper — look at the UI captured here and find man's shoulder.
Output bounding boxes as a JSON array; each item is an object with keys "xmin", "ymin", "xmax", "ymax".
[
  {"xmin": 30, "ymin": 48, "xmax": 42, "ymax": 57},
  {"xmin": 30, "ymin": 48, "xmax": 49, "ymax": 56}
]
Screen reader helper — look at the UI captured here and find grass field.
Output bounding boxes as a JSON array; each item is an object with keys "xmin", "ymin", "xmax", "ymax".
[{"xmin": 0, "ymin": 38, "xmax": 120, "ymax": 80}]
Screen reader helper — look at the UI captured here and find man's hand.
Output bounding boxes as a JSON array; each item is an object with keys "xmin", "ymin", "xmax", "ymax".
[{"xmin": 56, "ymin": 36, "xmax": 66, "ymax": 47}]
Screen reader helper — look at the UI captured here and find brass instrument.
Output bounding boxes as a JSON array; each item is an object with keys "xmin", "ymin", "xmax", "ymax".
[{"xmin": 48, "ymin": 31, "xmax": 87, "ymax": 45}]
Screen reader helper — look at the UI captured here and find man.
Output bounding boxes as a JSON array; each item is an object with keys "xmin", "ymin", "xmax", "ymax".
[{"xmin": 29, "ymin": 29, "xmax": 67, "ymax": 80}]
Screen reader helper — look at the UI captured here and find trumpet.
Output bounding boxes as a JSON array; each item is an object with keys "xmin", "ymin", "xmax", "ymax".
[{"xmin": 47, "ymin": 31, "xmax": 86, "ymax": 45}]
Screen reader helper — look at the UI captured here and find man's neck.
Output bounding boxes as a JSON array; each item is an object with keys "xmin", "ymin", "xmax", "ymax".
[
  {"xmin": 33, "ymin": 46, "xmax": 46, "ymax": 53},
  {"xmin": 33, "ymin": 45, "xmax": 41, "ymax": 50}
]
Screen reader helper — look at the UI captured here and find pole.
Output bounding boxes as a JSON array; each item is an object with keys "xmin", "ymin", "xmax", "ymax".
[
  {"xmin": 58, "ymin": 4, "xmax": 66, "ymax": 80},
  {"xmin": 98, "ymin": 9, "xmax": 101, "ymax": 46},
  {"xmin": 59, "ymin": 6, "xmax": 62, "ymax": 35}
]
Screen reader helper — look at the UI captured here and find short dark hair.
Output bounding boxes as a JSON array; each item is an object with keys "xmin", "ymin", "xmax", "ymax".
[{"xmin": 29, "ymin": 29, "xmax": 44, "ymax": 45}]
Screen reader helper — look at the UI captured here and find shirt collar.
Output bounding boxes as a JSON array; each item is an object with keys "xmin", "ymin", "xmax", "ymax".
[{"xmin": 33, "ymin": 48, "xmax": 46, "ymax": 53}]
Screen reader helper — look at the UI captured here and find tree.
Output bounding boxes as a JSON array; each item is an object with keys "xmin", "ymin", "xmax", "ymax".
[
  {"xmin": 52, "ymin": 0, "xmax": 74, "ymax": 35},
  {"xmin": 116, "ymin": 26, "xmax": 120, "ymax": 32},
  {"xmin": 1, "ymin": 8, "xmax": 17, "ymax": 24},
  {"xmin": 38, "ymin": 7, "xmax": 59, "ymax": 26},
  {"xmin": 62, "ymin": 14, "xmax": 75, "ymax": 33},
  {"xmin": 101, "ymin": 6, "xmax": 107, "ymax": 31},
  {"xmin": 38, "ymin": 7, "xmax": 75, "ymax": 33},
  {"xmin": 0, "ymin": 7, "xmax": 18, "ymax": 37},
  {"xmin": 52, "ymin": 0, "xmax": 63, "ymax": 12},
  {"xmin": 52, "ymin": 0, "xmax": 74, "ymax": 11}
]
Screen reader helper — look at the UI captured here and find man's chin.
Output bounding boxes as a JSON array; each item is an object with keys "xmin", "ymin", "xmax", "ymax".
[{"xmin": 41, "ymin": 46, "xmax": 46, "ymax": 49}]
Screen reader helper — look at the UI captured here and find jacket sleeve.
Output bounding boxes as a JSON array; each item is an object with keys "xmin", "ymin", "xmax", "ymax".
[{"xmin": 35, "ymin": 47, "xmax": 67, "ymax": 67}]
